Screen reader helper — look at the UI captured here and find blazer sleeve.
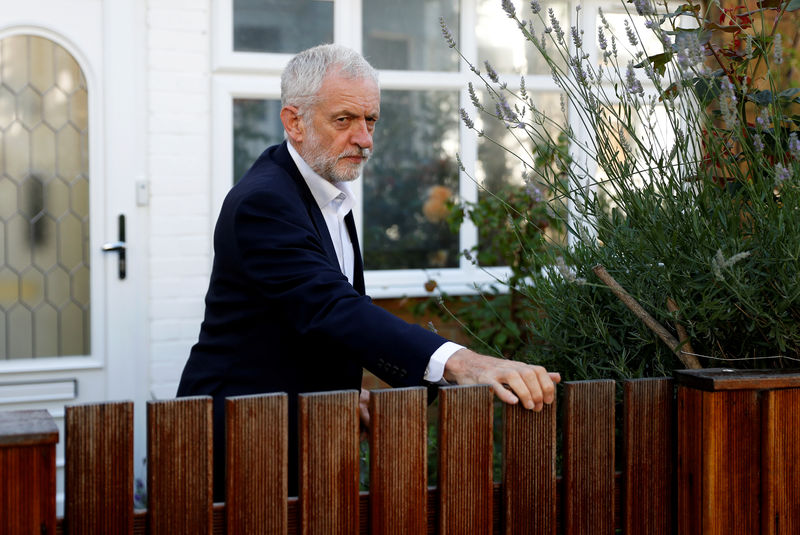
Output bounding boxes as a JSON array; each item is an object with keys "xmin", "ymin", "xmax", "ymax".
[{"xmin": 224, "ymin": 182, "xmax": 449, "ymax": 387}]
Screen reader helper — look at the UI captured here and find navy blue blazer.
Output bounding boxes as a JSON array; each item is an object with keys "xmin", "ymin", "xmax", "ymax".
[{"xmin": 177, "ymin": 141, "xmax": 447, "ymax": 497}]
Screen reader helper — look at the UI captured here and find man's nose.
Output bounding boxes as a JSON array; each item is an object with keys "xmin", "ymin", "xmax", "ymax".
[{"xmin": 351, "ymin": 119, "xmax": 373, "ymax": 149}]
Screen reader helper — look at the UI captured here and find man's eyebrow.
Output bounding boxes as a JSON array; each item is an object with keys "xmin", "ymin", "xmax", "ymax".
[{"xmin": 330, "ymin": 110, "xmax": 379, "ymax": 119}]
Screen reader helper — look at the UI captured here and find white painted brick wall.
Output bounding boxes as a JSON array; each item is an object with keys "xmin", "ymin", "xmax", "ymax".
[{"xmin": 146, "ymin": 0, "xmax": 211, "ymax": 399}]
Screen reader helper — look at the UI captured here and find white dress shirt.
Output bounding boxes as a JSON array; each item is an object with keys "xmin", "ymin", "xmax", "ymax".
[{"xmin": 287, "ymin": 142, "xmax": 461, "ymax": 383}]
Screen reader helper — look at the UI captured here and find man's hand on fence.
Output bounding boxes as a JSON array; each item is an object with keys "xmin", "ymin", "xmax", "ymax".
[
  {"xmin": 443, "ymin": 349, "xmax": 560, "ymax": 411},
  {"xmin": 358, "ymin": 388, "xmax": 371, "ymax": 440}
]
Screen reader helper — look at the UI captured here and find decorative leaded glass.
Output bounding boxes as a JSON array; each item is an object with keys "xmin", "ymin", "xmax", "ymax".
[{"xmin": 0, "ymin": 35, "xmax": 90, "ymax": 359}]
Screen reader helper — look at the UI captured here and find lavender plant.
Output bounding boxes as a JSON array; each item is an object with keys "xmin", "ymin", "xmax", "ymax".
[{"xmin": 440, "ymin": 0, "xmax": 800, "ymax": 379}]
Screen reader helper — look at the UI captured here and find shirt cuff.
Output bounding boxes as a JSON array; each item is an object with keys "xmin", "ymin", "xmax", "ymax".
[{"xmin": 423, "ymin": 341, "xmax": 464, "ymax": 385}]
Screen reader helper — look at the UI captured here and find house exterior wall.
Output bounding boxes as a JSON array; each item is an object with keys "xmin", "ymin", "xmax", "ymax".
[{"xmin": 145, "ymin": 0, "xmax": 212, "ymax": 399}]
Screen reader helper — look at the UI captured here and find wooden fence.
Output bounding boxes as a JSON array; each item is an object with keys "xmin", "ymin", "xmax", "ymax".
[
  {"xmin": 4, "ymin": 368, "xmax": 799, "ymax": 534},
  {"xmin": 37, "ymin": 378, "xmax": 675, "ymax": 535}
]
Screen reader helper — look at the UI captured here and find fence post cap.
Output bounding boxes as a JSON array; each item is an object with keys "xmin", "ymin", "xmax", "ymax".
[
  {"xmin": 0, "ymin": 410, "xmax": 58, "ymax": 447},
  {"xmin": 674, "ymin": 367, "xmax": 800, "ymax": 391}
]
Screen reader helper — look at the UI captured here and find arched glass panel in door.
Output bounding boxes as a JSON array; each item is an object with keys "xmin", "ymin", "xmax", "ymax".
[{"xmin": 0, "ymin": 34, "xmax": 90, "ymax": 359}]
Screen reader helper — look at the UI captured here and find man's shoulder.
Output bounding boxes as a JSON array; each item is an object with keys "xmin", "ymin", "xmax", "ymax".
[{"xmin": 228, "ymin": 143, "xmax": 303, "ymax": 203}]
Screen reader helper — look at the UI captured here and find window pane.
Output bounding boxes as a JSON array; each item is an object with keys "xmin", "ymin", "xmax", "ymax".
[
  {"xmin": 476, "ymin": 0, "xmax": 569, "ymax": 75},
  {"xmin": 233, "ymin": 0, "xmax": 333, "ymax": 54},
  {"xmin": 363, "ymin": 90, "xmax": 460, "ymax": 269},
  {"xmin": 232, "ymin": 98, "xmax": 284, "ymax": 183},
  {"xmin": 475, "ymin": 90, "xmax": 564, "ymax": 265},
  {"xmin": 0, "ymin": 35, "xmax": 90, "ymax": 359},
  {"xmin": 363, "ymin": 0, "xmax": 459, "ymax": 71}
]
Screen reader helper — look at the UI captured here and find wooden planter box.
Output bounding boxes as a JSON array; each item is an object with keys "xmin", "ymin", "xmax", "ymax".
[
  {"xmin": 0, "ymin": 410, "xmax": 58, "ymax": 535},
  {"xmin": 676, "ymin": 368, "xmax": 800, "ymax": 535}
]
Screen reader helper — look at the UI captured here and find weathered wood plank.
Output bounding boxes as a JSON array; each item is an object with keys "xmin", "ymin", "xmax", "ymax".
[
  {"xmin": 563, "ymin": 380, "xmax": 615, "ymax": 535},
  {"xmin": 298, "ymin": 390, "xmax": 360, "ymax": 535},
  {"xmin": 65, "ymin": 401, "xmax": 134, "ymax": 535},
  {"xmin": 702, "ymin": 389, "xmax": 760, "ymax": 535},
  {"xmin": 226, "ymin": 393, "xmax": 288, "ymax": 535},
  {"xmin": 147, "ymin": 396, "xmax": 213, "ymax": 535},
  {"xmin": 438, "ymin": 384, "xmax": 493, "ymax": 535},
  {"xmin": 623, "ymin": 378, "xmax": 674, "ymax": 534},
  {"xmin": 0, "ymin": 410, "xmax": 58, "ymax": 535},
  {"xmin": 368, "ymin": 387, "xmax": 427, "ymax": 535},
  {"xmin": 502, "ymin": 400, "xmax": 556, "ymax": 535},
  {"xmin": 761, "ymin": 387, "xmax": 800, "ymax": 534},
  {"xmin": 677, "ymin": 386, "xmax": 703, "ymax": 535}
]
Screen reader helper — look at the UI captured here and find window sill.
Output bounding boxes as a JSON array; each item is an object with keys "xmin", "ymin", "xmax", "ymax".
[{"xmin": 365, "ymin": 266, "xmax": 512, "ymax": 299}]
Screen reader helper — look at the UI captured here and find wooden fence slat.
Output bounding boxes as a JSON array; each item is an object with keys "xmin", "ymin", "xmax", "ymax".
[
  {"xmin": 65, "ymin": 401, "xmax": 133, "ymax": 535},
  {"xmin": 147, "ymin": 396, "xmax": 213, "ymax": 535},
  {"xmin": 225, "ymin": 393, "xmax": 288, "ymax": 535},
  {"xmin": 0, "ymin": 410, "xmax": 58, "ymax": 535},
  {"xmin": 677, "ymin": 386, "xmax": 703, "ymax": 535},
  {"xmin": 298, "ymin": 390, "xmax": 360, "ymax": 535},
  {"xmin": 438, "ymin": 385, "xmax": 493, "ymax": 535},
  {"xmin": 563, "ymin": 380, "xmax": 615, "ymax": 535},
  {"xmin": 368, "ymin": 387, "xmax": 427, "ymax": 535},
  {"xmin": 761, "ymin": 388, "xmax": 800, "ymax": 534},
  {"xmin": 623, "ymin": 378, "xmax": 674, "ymax": 535},
  {"xmin": 502, "ymin": 400, "xmax": 557, "ymax": 535}
]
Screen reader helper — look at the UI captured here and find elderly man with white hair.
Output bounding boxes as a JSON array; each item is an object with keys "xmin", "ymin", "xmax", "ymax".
[{"xmin": 177, "ymin": 43, "xmax": 560, "ymax": 500}]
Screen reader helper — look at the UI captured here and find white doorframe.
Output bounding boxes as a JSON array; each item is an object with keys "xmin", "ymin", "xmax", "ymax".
[
  {"xmin": 0, "ymin": 0, "xmax": 150, "ymax": 511},
  {"xmin": 101, "ymin": 0, "xmax": 150, "ymax": 496}
]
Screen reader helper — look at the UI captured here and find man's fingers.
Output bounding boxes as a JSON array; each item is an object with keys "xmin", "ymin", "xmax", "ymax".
[
  {"xmin": 358, "ymin": 389, "xmax": 371, "ymax": 430},
  {"xmin": 504, "ymin": 371, "xmax": 542, "ymax": 410},
  {"xmin": 488, "ymin": 364, "xmax": 556, "ymax": 411},
  {"xmin": 491, "ymin": 381, "xmax": 519, "ymax": 405}
]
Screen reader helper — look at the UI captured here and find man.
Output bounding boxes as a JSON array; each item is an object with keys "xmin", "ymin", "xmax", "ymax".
[{"xmin": 177, "ymin": 44, "xmax": 559, "ymax": 500}]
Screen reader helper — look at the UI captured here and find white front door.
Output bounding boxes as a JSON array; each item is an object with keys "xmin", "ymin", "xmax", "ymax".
[{"xmin": 0, "ymin": 0, "xmax": 148, "ymax": 511}]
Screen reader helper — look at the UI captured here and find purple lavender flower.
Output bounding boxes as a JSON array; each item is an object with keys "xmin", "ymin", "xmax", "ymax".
[
  {"xmin": 530, "ymin": 0, "xmax": 542, "ymax": 14},
  {"xmin": 624, "ymin": 20, "xmax": 638, "ymax": 47},
  {"xmin": 460, "ymin": 107, "xmax": 475, "ymax": 129},
  {"xmin": 548, "ymin": 8, "xmax": 564, "ymax": 42},
  {"xmin": 598, "ymin": 27, "xmax": 608, "ymax": 50},
  {"xmin": 753, "ymin": 134, "xmax": 764, "ymax": 153},
  {"xmin": 774, "ymin": 33, "xmax": 784, "ymax": 65},
  {"xmin": 440, "ymin": 17, "xmax": 456, "ymax": 49},
  {"xmin": 625, "ymin": 62, "xmax": 644, "ymax": 95},
  {"xmin": 756, "ymin": 108, "xmax": 770, "ymax": 130},
  {"xmin": 634, "ymin": 0, "xmax": 654, "ymax": 15},
  {"xmin": 484, "ymin": 60, "xmax": 499, "ymax": 83},
  {"xmin": 468, "ymin": 82, "xmax": 480, "ymax": 108},
  {"xmin": 571, "ymin": 26, "xmax": 583, "ymax": 48},
  {"xmin": 502, "ymin": 0, "xmax": 516, "ymax": 18},
  {"xmin": 775, "ymin": 162, "xmax": 791, "ymax": 184},
  {"xmin": 789, "ymin": 133, "xmax": 800, "ymax": 160}
]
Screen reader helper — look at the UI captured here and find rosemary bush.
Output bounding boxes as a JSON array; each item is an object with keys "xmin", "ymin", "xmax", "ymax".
[{"xmin": 436, "ymin": 0, "xmax": 800, "ymax": 379}]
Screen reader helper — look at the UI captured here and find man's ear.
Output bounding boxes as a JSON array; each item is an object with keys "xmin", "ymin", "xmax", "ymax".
[{"xmin": 280, "ymin": 105, "xmax": 304, "ymax": 145}]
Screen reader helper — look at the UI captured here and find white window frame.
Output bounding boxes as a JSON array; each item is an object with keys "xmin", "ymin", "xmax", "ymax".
[{"xmin": 211, "ymin": 0, "xmax": 569, "ymax": 298}]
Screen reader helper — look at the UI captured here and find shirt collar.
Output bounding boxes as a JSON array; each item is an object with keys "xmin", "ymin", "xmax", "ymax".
[{"xmin": 287, "ymin": 141, "xmax": 355, "ymax": 214}]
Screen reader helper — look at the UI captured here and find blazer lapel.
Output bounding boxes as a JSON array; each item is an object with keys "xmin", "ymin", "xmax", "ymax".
[{"xmin": 344, "ymin": 211, "xmax": 365, "ymax": 295}]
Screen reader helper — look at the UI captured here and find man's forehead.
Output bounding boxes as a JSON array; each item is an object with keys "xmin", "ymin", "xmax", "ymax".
[{"xmin": 317, "ymin": 75, "xmax": 380, "ymax": 109}]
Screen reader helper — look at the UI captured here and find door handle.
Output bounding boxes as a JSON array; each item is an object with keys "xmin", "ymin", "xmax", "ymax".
[{"xmin": 102, "ymin": 214, "xmax": 126, "ymax": 279}]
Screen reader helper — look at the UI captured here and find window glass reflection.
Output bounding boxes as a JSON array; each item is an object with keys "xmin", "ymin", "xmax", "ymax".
[
  {"xmin": 474, "ymin": 90, "xmax": 565, "ymax": 265},
  {"xmin": 363, "ymin": 0, "xmax": 459, "ymax": 71},
  {"xmin": 233, "ymin": 0, "xmax": 333, "ymax": 54},
  {"xmin": 232, "ymin": 99, "xmax": 284, "ymax": 183},
  {"xmin": 476, "ymin": 0, "xmax": 569, "ymax": 75},
  {"xmin": 363, "ymin": 90, "xmax": 460, "ymax": 269}
]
